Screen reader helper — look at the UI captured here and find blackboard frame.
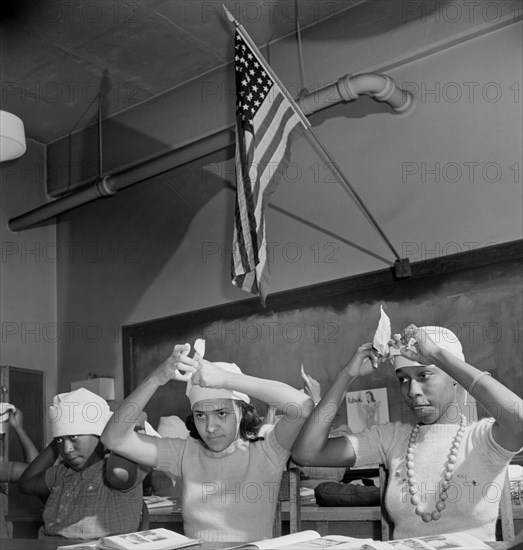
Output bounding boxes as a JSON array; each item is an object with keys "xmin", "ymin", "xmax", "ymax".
[{"xmin": 122, "ymin": 239, "xmax": 523, "ymax": 429}]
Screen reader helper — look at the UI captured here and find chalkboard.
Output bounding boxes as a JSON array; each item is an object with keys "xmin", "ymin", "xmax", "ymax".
[{"xmin": 123, "ymin": 240, "xmax": 522, "ymax": 430}]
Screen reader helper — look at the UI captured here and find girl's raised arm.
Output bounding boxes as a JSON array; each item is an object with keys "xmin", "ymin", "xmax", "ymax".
[
  {"xmin": 292, "ymin": 343, "xmax": 378, "ymax": 467},
  {"xmin": 101, "ymin": 344, "xmax": 197, "ymax": 464}
]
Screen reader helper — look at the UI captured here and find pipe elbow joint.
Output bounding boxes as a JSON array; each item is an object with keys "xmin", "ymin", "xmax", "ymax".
[
  {"xmin": 370, "ymin": 75, "xmax": 395, "ymax": 102},
  {"xmin": 393, "ymin": 92, "xmax": 417, "ymax": 115}
]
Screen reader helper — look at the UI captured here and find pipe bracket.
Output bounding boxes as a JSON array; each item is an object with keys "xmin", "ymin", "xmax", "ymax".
[
  {"xmin": 336, "ymin": 74, "xmax": 358, "ymax": 102},
  {"xmin": 95, "ymin": 176, "xmax": 116, "ymax": 198}
]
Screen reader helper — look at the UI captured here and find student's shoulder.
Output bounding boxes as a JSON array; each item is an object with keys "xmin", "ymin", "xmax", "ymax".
[
  {"xmin": 466, "ymin": 418, "xmax": 518, "ymax": 462},
  {"xmin": 348, "ymin": 421, "xmax": 410, "ymax": 439},
  {"xmin": 44, "ymin": 460, "xmax": 69, "ymax": 487},
  {"xmin": 157, "ymin": 434, "xmax": 191, "ymax": 459},
  {"xmin": 254, "ymin": 423, "xmax": 291, "ymax": 465}
]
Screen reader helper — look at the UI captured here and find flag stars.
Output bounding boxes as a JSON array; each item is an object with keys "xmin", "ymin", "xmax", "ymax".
[{"xmin": 234, "ymin": 34, "xmax": 275, "ymax": 122}]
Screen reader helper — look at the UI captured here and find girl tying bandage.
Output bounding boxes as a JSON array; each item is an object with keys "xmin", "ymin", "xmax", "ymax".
[
  {"xmin": 101, "ymin": 342, "xmax": 313, "ymax": 543},
  {"xmin": 292, "ymin": 324, "xmax": 523, "ymax": 540}
]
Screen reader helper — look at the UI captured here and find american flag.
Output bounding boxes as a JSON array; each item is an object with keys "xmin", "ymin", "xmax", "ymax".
[{"xmin": 231, "ymin": 30, "xmax": 307, "ymax": 306}]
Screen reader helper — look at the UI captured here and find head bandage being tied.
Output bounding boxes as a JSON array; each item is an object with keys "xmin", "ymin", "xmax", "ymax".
[
  {"xmin": 49, "ymin": 388, "xmax": 112, "ymax": 438},
  {"xmin": 186, "ymin": 362, "xmax": 250, "ymax": 409},
  {"xmin": 392, "ymin": 326, "xmax": 465, "ymax": 370}
]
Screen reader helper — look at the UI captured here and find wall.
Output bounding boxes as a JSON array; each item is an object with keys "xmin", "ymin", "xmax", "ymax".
[
  {"xmin": 0, "ymin": 140, "xmax": 57, "ymax": 441},
  {"xmin": 54, "ymin": 21, "xmax": 522, "ymax": 403},
  {"xmin": 46, "ymin": 0, "xmax": 522, "ymax": 195}
]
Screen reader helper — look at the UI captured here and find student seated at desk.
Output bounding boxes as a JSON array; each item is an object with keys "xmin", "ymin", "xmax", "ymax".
[
  {"xmin": 18, "ymin": 388, "xmax": 148, "ymax": 541},
  {"xmin": 101, "ymin": 342, "xmax": 314, "ymax": 543},
  {"xmin": 292, "ymin": 324, "xmax": 523, "ymax": 540}
]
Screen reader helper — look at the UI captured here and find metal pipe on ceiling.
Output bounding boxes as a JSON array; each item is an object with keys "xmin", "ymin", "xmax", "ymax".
[
  {"xmin": 297, "ymin": 73, "xmax": 416, "ymax": 116},
  {"xmin": 9, "ymin": 73, "xmax": 415, "ymax": 232},
  {"xmin": 8, "ymin": 129, "xmax": 234, "ymax": 232}
]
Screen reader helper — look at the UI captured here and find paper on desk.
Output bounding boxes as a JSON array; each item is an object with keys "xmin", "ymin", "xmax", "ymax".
[{"xmin": 144, "ymin": 495, "xmax": 176, "ymax": 509}]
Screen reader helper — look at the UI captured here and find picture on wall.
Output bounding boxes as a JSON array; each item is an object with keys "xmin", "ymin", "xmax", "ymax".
[{"xmin": 345, "ymin": 387, "xmax": 390, "ymax": 433}]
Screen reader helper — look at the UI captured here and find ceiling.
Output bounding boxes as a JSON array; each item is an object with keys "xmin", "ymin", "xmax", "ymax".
[{"xmin": 0, "ymin": 0, "xmax": 368, "ymax": 145}]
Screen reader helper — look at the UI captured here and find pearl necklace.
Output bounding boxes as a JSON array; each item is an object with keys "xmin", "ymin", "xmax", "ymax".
[{"xmin": 406, "ymin": 414, "xmax": 467, "ymax": 523}]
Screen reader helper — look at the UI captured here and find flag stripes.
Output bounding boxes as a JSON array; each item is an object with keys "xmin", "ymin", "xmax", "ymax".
[{"xmin": 232, "ymin": 30, "xmax": 306, "ymax": 305}]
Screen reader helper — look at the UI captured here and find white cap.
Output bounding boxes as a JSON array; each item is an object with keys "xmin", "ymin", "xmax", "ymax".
[
  {"xmin": 49, "ymin": 388, "xmax": 112, "ymax": 438},
  {"xmin": 186, "ymin": 362, "xmax": 250, "ymax": 408},
  {"xmin": 393, "ymin": 326, "xmax": 465, "ymax": 370}
]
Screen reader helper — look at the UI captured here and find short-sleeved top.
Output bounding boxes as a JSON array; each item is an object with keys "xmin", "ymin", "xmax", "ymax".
[
  {"xmin": 346, "ymin": 418, "xmax": 517, "ymax": 540},
  {"xmin": 156, "ymin": 426, "xmax": 290, "ymax": 542},
  {"xmin": 41, "ymin": 457, "xmax": 147, "ymax": 540}
]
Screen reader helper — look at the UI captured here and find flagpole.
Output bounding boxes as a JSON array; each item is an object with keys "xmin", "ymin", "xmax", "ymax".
[
  {"xmin": 222, "ymin": 5, "xmax": 402, "ymax": 262},
  {"xmin": 223, "ymin": 5, "xmax": 310, "ymax": 130}
]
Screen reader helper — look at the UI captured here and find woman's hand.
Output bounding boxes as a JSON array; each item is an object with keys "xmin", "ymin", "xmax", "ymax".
[
  {"xmin": 301, "ymin": 366, "xmax": 322, "ymax": 404},
  {"xmin": 152, "ymin": 343, "xmax": 198, "ymax": 386},
  {"xmin": 8, "ymin": 407, "xmax": 23, "ymax": 430},
  {"xmin": 398, "ymin": 324, "xmax": 439, "ymax": 364},
  {"xmin": 191, "ymin": 359, "xmax": 228, "ymax": 389},
  {"xmin": 342, "ymin": 342, "xmax": 379, "ymax": 378}
]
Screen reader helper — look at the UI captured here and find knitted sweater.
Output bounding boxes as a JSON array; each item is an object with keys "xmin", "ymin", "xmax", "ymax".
[
  {"xmin": 346, "ymin": 418, "xmax": 517, "ymax": 540},
  {"xmin": 156, "ymin": 425, "xmax": 290, "ymax": 542}
]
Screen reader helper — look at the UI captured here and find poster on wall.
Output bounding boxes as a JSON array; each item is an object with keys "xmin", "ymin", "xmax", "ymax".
[{"xmin": 345, "ymin": 387, "xmax": 390, "ymax": 433}]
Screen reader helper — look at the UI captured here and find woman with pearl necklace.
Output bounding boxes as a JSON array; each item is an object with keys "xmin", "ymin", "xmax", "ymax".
[{"xmin": 292, "ymin": 324, "xmax": 523, "ymax": 542}]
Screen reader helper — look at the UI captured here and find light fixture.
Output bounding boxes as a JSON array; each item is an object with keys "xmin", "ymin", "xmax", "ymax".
[{"xmin": 0, "ymin": 110, "xmax": 27, "ymax": 162}]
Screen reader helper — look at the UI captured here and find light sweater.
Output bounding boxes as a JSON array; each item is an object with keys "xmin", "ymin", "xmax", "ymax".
[
  {"xmin": 347, "ymin": 418, "xmax": 517, "ymax": 540},
  {"xmin": 156, "ymin": 425, "xmax": 290, "ymax": 542}
]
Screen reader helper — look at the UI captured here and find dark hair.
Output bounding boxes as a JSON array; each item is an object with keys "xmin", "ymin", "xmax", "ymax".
[
  {"xmin": 365, "ymin": 391, "xmax": 376, "ymax": 402},
  {"xmin": 185, "ymin": 401, "xmax": 264, "ymax": 447}
]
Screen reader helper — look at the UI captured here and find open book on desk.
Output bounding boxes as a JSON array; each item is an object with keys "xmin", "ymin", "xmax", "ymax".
[
  {"xmin": 359, "ymin": 532, "xmax": 491, "ymax": 549},
  {"xmin": 227, "ymin": 530, "xmax": 492, "ymax": 550},
  {"xmin": 227, "ymin": 530, "xmax": 372, "ymax": 549},
  {"xmin": 57, "ymin": 528, "xmax": 200, "ymax": 550}
]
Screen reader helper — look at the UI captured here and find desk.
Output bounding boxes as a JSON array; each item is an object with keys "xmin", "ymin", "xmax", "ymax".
[
  {"xmin": 282, "ymin": 502, "xmax": 382, "ymax": 538},
  {"xmin": 148, "ymin": 503, "xmax": 383, "ymax": 538},
  {"xmin": 149, "ymin": 505, "xmax": 184, "ymax": 533},
  {"xmin": 8, "ymin": 504, "xmax": 522, "ymax": 542},
  {"xmin": 0, "ymin": 540, "xmax": 240, "ymax": 550},
  {"xmin": 282, "ymin": 502, "xmax": 523, "ymax": 540},
  {"xmin": 0, "ymin": 538, "xmax": 514, "ymax": 550}
]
